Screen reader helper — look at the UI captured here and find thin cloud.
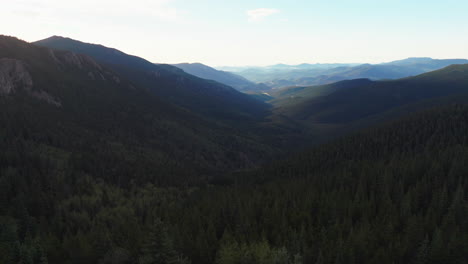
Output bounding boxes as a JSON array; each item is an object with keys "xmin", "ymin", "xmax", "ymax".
[
  {"xmin": 247, "ymin": 8, "xmax": 280, "ymax": 22},
  {"xmin": 7, "ymin": 0, "xmax": 184, "ymax": 22}
]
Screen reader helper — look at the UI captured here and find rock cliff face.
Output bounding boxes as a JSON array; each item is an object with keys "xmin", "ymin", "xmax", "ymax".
[
  {"xmin": 0, "ymin": 36, "xmax": 137, "ymax": 109},
  {"xmin": 48, "ymin": 48, "xmax": 103, "ymax": 71},
  {"xmin": 0, "ymin": 58, "xmax": 61, "ymax": 106},
  {"xmin": 0, "ymin": 58, "xmax": 33, "ymax": 95}
]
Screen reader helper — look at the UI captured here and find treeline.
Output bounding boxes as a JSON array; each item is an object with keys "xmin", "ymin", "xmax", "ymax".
[{"xmin": 1, "ymin": 104, "xmax": 467, "ymax": 263}]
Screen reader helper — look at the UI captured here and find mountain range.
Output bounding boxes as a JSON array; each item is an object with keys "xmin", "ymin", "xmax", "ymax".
[
  {"xmin": 34, "ymin": 36, "xmax": 268, "ymax": 121},
  {"xmin": 0, "ymin": 35, "xmax": 294, "ymax": 182},
  {"xmin": 1, "ymin": 34, "xmax": 467, "ymax": 264},
  {"xmin": 273, "ymin": 64, "xmax": 468, "ymax": 122},
  {"xmin": 219, "ymin": 58, "xmax": 468, "ymax": 89},
  {"xmin": 268, "ymin": 64, "xmax": 468, "ymax": 142}
]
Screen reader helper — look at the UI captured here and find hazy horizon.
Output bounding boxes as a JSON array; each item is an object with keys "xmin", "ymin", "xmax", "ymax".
[
  {"xmin": 3, "ymin": 0, "xmax": 468, "ymax": 66},
  {"xmin": 28, "ymin": 35, "xmax": 468, "ymax": 68}
]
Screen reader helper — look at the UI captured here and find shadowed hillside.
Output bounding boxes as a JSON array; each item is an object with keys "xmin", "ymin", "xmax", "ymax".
[
  {"xmin": 34, "ymin": 36, "xmax": 270, "ymax": 122},
  {"xmin": 0, "ymin": 35, "xmax": 281, "ymax": 184},
  {"xmin": 274, "ymin": 65, "xmax": 468, "ymax": 124}
]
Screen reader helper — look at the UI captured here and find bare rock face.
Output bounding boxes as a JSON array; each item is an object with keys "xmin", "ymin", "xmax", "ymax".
[
  {"xmin": 0, "ymin": 58, "xmax": 61, "ymax": 106},
  {"xmin": 48, "ymin": 49, "xmax": 123, "ymax": 84},
  {"xmin": 1, "ymin": 47, "xmax": 119, "ymax": 107},
  {"xmin": 31, "ymin": 90, "xmax": 62, "ymax": 107},
  {"xmin": 0, "ymin": 58, "xmax": 33, "ymax": 95},
  {"xmin": 48, "ymin": 49, "xmax": 103, "ymax": 72}
]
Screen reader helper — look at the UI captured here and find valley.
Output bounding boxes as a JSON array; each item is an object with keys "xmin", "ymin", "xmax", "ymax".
[{"xmin": 0, "ymin": 34, "xmax": 467, "ymax": 264}]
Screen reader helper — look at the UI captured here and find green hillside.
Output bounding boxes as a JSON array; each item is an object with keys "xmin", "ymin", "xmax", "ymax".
[
  {"xmin": 274, "ymin": 65, "xmax": 468, "ymax": 124},
  {"xmin": 207, "ymin": 104, "xmax": 468, "ymax": 264},
  {"xmin": 2, "ymin": 93, "xmax": 466, "ymax": 263},
  {"xmin": 271, "ymin": 79, "xmax": 373, "ymax": 107}
]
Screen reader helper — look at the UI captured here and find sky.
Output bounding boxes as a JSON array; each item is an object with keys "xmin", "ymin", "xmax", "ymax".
[{"xmin": 2, "ymin": 0, "xmax": 468, "ymax": 66}]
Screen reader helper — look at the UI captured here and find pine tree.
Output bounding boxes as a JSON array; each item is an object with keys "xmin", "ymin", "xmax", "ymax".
[
  {"xmin": 413, "ymin": 235, "xmax": 429, "ymax": 264},
  {"xmin": 139, "ymin": 219, "xmax": 180, "ymax": 264}
]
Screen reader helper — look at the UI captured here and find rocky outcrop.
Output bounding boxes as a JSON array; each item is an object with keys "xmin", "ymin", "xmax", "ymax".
[
  {"xmin": 0, "ymin": 58, "xmax": 33, "ymax": 95},
  {"xmin": 0, "ymin": 58, "xmax": 61, "ymax": 106},
  {"xmin": 31, "ymin": 90, "xmax": 62, "ymax": 107},
  {"xmin": 48, "ymin": 49, "xmax": 124, "ymax": 84},
  {"xmin": 60, "ymin": 51, "xmax": 103, "ymax": 70},
  {"xmin": 48, "ymin": 49, "xmax": 103, "ymax": 72}
]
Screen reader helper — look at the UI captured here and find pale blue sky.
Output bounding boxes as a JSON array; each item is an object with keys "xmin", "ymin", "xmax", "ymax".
[{"xmin": 2, "ymin": 0, "xmax": 468, "ymax": 66}]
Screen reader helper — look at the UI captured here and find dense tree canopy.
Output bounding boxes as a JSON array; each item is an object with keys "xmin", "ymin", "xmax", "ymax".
[{"xmin": 1, "ymin": 104, "xmax": 467, "ymax": 263}]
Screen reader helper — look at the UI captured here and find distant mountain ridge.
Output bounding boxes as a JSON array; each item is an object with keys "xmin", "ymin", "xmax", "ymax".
[
  {"xmin": 384, "ymin": 57, "xmax": 468, "ymax": 66},
  {"xmin": 221, "ymin": 58, "xmax": 468, "ymax": 88},
  {"xmin": 217, "ymin": 63, "xmax": 357, "ymax": 73},
  {"xmin": 172, "ymin": 62, "xmax": 269, "ymax": 92}
]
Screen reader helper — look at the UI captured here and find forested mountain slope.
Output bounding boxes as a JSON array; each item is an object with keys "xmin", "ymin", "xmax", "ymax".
[
  {"xmin": 204, "ymin": 104, "xmax": 468, "ymax": 264},
  {"xmin": 0, "ymin": 35, "xmax": 281, "ymax": 183},
  {"xmin": 271, "ymin": 78, "xmax": 373, "ymax": 107},
  {"xmin": 274, "ymin": 64, "xmax": 468, "ymax": 124},
  {"xmin": 2, "ymin": 70, "xmax": 467, "ymax": 264},
  {"xmin": 34, "ymin": 36, "xmax": 269, "ymax": 121}
]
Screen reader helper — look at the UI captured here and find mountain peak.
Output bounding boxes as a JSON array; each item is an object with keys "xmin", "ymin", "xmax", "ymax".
[
  {"xmin": 37, "ymin": 35, "xmax": 80, "ymax": 45},
  {"xmin": 385, "ymin": 57, "xmax": 434, "ymax": 65},
  {"xmin": 36, "ymin": 35, "xmax": 103, "ymax": 49},
  {"xmin": 45, "ymin": 35, "xmax": 67, "ymax": 40},
  {"xmin": 0, "ymin": 35, "xmax": 31, "ymax": 47}
]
